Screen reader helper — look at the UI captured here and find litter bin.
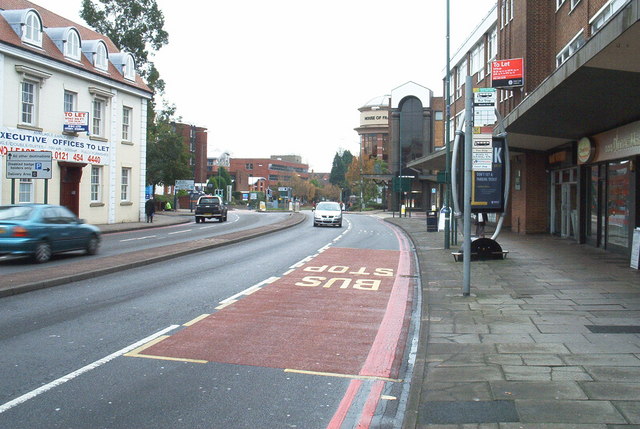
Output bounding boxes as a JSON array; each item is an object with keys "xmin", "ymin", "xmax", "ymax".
[{"xmin": 426, "ymin": 210, "xmax": 438, "ymax": 232}]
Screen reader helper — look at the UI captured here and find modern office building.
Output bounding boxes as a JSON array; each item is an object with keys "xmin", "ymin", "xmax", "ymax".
[
  {"xmin": 410, "ymin": 0, "xmax": 638, "ymax": 257},
  {"xmin": 0, "ymin": 0, "xmax": 152, "ymax": 224}
]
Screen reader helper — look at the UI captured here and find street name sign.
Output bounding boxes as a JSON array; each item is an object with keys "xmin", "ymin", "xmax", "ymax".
[{"xmin": 6, "ymin": 151, "xmax": 52, "ymax": 179}]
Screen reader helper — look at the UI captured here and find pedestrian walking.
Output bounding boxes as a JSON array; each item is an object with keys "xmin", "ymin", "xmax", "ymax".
[
  {"xmin": 145, "ymin": 197, "xmax": 156, "ymax": 223},
  {"xmin": 475, "ymin": 212, "xmax": 486, "ymax": 238}
]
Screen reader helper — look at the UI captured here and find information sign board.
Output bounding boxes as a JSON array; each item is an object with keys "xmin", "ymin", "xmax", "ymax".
[
  {"xmin": 174, "ymin": 179, "xmax": 194, "ymax": 190},
  {"xmin": 473, "ymin": 88, "xmax": 497, "ymax": 126},
  {"xmin": 491, "ymin": 58, "xmax": 524, "ymax": 88},
  {"xmin": 63, "ymin": 111, "xmax": 89, "ymax": 133},
  {"xmin": 6, "ymin": 151, "xmax": 52, "ymax": 179}
]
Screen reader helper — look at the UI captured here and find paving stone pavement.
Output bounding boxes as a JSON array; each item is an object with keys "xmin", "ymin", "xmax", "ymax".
[{"xmin": 384, "ymin": 215, "xmax": 640, "ymax": 429}]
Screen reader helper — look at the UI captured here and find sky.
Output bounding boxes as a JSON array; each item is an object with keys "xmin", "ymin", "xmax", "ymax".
[{"xmin": 34, "ymin": 0, "xmax": 496, "ymax": 172}]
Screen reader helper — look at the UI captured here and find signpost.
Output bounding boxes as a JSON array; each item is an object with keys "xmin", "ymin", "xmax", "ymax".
[
  {"xmin": 6, "ymin": 151, "xmax": 52, "ymax": 203},
  {"xmin": 6, "ymin": 151, "xmax": 52, "ymax": 179},
  {"xmin": 174, "ymin": 179, "xmax": 194, "ymax": 191}
]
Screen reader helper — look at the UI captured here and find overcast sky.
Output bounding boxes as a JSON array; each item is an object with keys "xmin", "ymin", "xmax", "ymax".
[{"xmin": 35, "ymin": 0, "xmax": 496, "ymax": 172}]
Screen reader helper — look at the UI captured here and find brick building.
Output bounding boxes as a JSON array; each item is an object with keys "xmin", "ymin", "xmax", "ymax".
[
  {"xmin": 229, "ymin": 156, "xmax": 309, "ymax": 195},
  {"xmin": 410, "ymin": 0, "xmax": 639, "ymax": 256},
  {"xmin": 174, "ymin": 123, "xmax": 208, "ymax": 184}
]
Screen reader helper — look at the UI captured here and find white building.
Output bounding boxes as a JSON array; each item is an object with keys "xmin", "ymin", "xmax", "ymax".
[{"xmin": 0, "ymin": 1, "xmax": 152, "ymax": 224}]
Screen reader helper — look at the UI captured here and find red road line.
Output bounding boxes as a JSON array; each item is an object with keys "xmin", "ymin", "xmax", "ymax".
[
  {"xmin": 360, "ymin": 221, "xmax": 412, "ymax": 378},
  {"xmin": 326, "ymin": 379, "xmax": 363, "ymax": 429},
  {"xmin": 357, "ymin": 380, "xmax": 385, "ymax": 428}
]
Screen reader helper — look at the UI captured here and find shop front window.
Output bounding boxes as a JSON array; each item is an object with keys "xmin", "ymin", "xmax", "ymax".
[{"xmin": 606, "ymin": 160, "xmax": 630, "ymax": 249}]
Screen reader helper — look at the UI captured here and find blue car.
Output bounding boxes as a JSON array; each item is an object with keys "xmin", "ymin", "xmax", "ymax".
[{"xmin": 0, "ymin": 204, "xmax": 101, "ymax": 263}]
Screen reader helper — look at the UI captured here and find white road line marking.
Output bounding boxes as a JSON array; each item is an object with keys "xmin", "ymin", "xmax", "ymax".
[
  {"xmin": 0, "ymin": 325, "xmax": 180, "ymax": 414},
  {"xmin": 119, "ymin": 235, "xmax": 157, "ymax": 242},
  {"xmin": 218, "ymin": 277, "xmax": 280, "ymax": 305},
  {"xmin": 168, "ymin": 229, "xmax": 191, "ymax": 235}
]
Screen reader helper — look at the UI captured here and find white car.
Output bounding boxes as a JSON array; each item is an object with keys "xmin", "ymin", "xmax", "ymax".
[{"xmin": 313, "ymin": 201, "xmax": 343, "ymax": 227}]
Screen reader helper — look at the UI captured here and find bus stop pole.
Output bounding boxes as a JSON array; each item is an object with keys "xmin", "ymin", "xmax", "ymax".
[{"xmin": 463, "ymin": 76, "xmax": 473, "ymax": 296}]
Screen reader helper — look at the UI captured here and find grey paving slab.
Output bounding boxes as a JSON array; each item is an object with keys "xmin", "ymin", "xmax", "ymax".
[
  {"xmin": 426, "ymin": 366, "xmax": 505, "ymax": 383},
  {"xmin": 419, "ymin": 400, "xmax": 519, "ymax": 425},
  {"xmin": 520, "ymin": 354, "xmax": 565, "ymax": 366},
  {"xmin": 515, "ymin": 400, "xmax": 626, "ymax": 424},
  {"xmin": 580, "ymin": 382, "xmax": 640, "ymax": 400},
  {"xmin": 529, "ymin": 333, "xmax": 590, "ymax": 343},
  {"xmin": 490, "ymin": 381, "xmax": 588, "ymax": 400},
  {"xmin": 480, "ymin": 334, "xmax": 536, "ymax": 344},
  {"xmin": 616, "ymin": 401, "xmax": 640, "ymax": 424},
  {"xmin": 585, "ymin": 366, "xmax": 640, "ymax": 381},
  {"xmin": 565, "ymin": 342, "xmax": 640, "ymax": 354},
  {"xmin": 429, "ymin": 333, "xmax": 482, "ymax": 344},
  {"xmin": 496, "ymin": 343, "xmax": 571, "ymax": 354},
  {"xmin": 499, "ymin": 425, "xmax": 606, "ymax": 429},
  {"xmin": 421, "ymin": 382, "xmax": 494, "ymax": 402},
  {"xmin": 550, "ymin": 366, "xmax": 594, "ymax": 381},
  {"xmin": 562, "ymin": 354, "xmax": 640, "ymax": 366},
  {"xmin": 501, "ymin": 365, "xmax": 551, "ymax": 381}
]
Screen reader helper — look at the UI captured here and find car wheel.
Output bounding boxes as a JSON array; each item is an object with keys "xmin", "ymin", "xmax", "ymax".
[
  {"xmin": 33, "ymin": 241, "xmax": 51, "ymax": 263},
  {"xmin": 85, "ymin": 235, "xmax": 99, "ymax": 255}
]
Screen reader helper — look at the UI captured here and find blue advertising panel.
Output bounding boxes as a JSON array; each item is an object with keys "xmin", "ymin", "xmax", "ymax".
[{"xmin": 472, "ymin": 137, "xmax": 505, "ymax": 213}]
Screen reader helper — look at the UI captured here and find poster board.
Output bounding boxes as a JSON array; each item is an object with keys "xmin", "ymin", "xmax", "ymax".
[{"xmin": 631, "ymin": 228, "xmax": 640, "ymax": 270}]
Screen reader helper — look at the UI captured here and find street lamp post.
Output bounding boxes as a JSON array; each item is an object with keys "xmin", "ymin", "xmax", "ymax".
[{"xmin": 444, "ymin": 0, "xmax": 452, "ymax": 249}]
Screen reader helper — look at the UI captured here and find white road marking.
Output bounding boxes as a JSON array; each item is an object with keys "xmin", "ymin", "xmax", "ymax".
[
  {"xmin": 168, "ymin": 229, "xmax": 191, "ymax": 235},
  {"xmin": 120, "ymin": 235, "xmax": 157, "ymax": 242},
  {"xmin": 218, "ymin": 277, "xmax": 280, "ymax": 305},
  {"xmin": 0, "ymin": 325, "xmax": 180, "ymax": 414}
]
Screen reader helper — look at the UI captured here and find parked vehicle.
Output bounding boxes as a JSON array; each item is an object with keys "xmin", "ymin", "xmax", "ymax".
[
  {"xmin": 194, "ymin": 195, "xmax": 228, "ymax": 223},
  {"xmin": 313, "ymin": 201, "xmax": 343, "ymax": 227},
  {"xmin": 0, "ymin": 204, "xmax": 101, "ymax": 263}
]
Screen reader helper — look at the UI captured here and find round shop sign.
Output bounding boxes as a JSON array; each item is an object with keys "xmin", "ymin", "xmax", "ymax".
[{"xmin": 577, "ymin": 137, "xmax": 595, "ymax": 164}]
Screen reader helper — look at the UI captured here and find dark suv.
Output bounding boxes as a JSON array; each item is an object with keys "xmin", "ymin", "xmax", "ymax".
[{"xmin": 195, "ymin": 195, "xmax": 228, "ymax": 223}]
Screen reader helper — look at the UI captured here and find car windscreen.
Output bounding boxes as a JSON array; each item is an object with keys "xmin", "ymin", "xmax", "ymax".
[
  {"xmin": 0, "ymin": 206, "xmax": 34, "ymax": 220},
  {"xmin": 316, "ymin": 203, "xmax": 340, "ymax": 211},
  {"xmin": 199, "ymin": 198, "xmax": 218, "ymax": 204}
]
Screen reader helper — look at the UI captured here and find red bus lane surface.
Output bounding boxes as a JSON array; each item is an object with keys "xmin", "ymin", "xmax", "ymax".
[{"xmin": 136, "ymin": 226, "xmax": 415, "ymax": 428}]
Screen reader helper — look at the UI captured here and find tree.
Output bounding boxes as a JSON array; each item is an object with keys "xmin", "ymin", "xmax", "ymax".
[
  {"xmin": 146, "ymin": 107, "xmax": 191, "ymax": 187},
  {"xmin": 316, "ymin": 183, "xmax": 342, "ymax": 202},
  {"xmin": 329, "ymin": 150, "xmax": 354, "ymax": 200},
  {"xmin": 80, "ymin": 0, "xmax": 168, "ymax": 88},
  {"xmin": 290, "ymin": 175, "xmax": 316, "ymax": 203},
  {"xmin": 207, "ymin": 167, "xmax": 233, "ymax": 199},
  {"xmin": 345, "ymin": 156, "xmax": 385, "ymax": 209}
]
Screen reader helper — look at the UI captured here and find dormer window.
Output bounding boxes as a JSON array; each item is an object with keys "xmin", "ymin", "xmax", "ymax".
[
  {"xmin": 95, "ymin": 42, "xmax": 108, "ymax": 71},
  {"xmin": 65, "ymin": 29, "xmax": 81, "ymax": 61},
  {"xmin": 123, "ymin": 54, "xmax": 135, "ymax": 80},
  {"xmin": 23, "ymin": 10, "xmax": 42, "ymax": 46}
]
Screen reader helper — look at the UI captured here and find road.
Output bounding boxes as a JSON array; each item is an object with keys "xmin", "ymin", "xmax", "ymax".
[
  {"xmin": 0, "ymin": 210, "xmax": 293, "ymax": 274},
  {"xmin": 0, "ymin": 212, "xmax": 420, "ymax": 428}
]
